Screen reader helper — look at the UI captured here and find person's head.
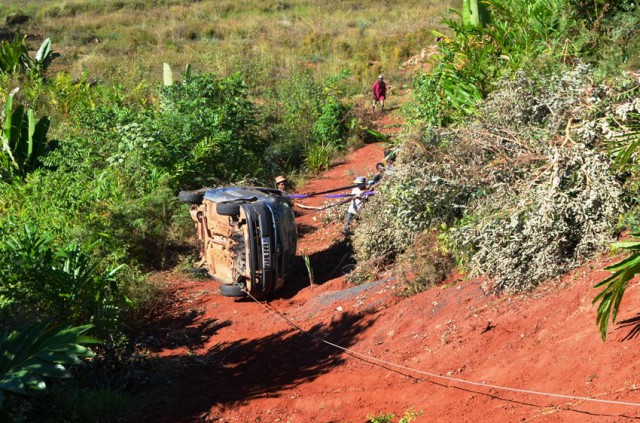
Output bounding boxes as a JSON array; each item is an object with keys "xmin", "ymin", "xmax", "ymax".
[
  {"xmin": 376, "ymin": 162, "xmax": 385, "ymax": 173},
  {"xmin": 353, "ymin": 176, "xmax": 367, "ymax": 188},
  {"xmin": 275, "ymin": 175, "xmax": 287, "ymax": 190},
  {"xmin": 378, "ymin": 74, "xmax": 384, "ymax": 81}
]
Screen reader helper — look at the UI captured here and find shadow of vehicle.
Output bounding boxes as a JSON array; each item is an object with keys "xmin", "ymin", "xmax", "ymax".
[{"xmin": 137, "ymin": 311, "xmax": 375, "ymax": 422}]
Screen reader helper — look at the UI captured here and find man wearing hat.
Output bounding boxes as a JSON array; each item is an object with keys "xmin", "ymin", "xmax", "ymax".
[
  {"xmin": 343, "ymin": 176, "xmax": 368, "ymax": 235},
  {"xmin": 371, "ymin": 74, "xmax": 387, "ymax": 113},
  {"xmin": 275, "ymin": 175, "xmax": 288, "ymax": 194}
]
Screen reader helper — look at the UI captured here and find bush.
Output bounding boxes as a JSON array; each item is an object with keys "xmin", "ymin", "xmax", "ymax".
[
  {"xmin": 448, "ymin": 145, "xmax": 623, "ymax": 293},
  {"xmin": 397, "ymin": 231, "xmax": 455, "ymax": 296},
  {"xmin": 357, "ymin": 65, "xmax": 628, "ymax": 292},
  {"xmin": 0, "ymin": 225, "xmax": 128, "ymax": 332},
  {"xmin": 153, "ymin": 71, "xmax": 264, "ymax": 188}
]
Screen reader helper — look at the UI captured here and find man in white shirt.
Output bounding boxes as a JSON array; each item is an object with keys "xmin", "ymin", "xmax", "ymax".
[{"xmin": 343, "ymin": 176, "xmax": 368, "ymax": 235}]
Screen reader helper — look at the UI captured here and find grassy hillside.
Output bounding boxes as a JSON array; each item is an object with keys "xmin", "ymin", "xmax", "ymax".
[{"xmin": 0, "ymin": 0, "xmax": 453, "ymax": 92}]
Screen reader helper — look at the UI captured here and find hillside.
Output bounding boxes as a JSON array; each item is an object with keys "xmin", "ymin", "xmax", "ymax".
[
  {"xmin": 139, "ymin": 112, "xmax": 640, "ymax": 422},
  {"xmin": 1, "ymin": 1, "xmax": 640, "ymax": 422}
]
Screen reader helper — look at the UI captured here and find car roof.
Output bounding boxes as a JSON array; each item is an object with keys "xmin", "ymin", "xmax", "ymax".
[{"xmin": 203, "ymin": 186, "xmax": 282, "ymax": 203}]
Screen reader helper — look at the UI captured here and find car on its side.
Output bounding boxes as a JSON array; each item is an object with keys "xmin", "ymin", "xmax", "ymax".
[{"xmin": 179, "ymin": 186, "xmax": 297, "ymax": 299}]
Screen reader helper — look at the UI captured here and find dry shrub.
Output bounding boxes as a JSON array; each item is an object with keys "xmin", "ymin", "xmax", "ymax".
[
  {"xmin": 397, "ymin": 231, "xmax": 455, "ymax": 296},
  {"xmin": 354, "ymin": 64, "xmax": 627, "ymax": 293},
  {"xmin": 352, "ymin": 126, "xmax": 517, "ymax": 264},
  {"xmin": 449, "ymin": 144, "xmax": 623, "ymax": 293}
]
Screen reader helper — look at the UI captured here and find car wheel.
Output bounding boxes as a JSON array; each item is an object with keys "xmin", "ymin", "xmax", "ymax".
[
  {"xmin": 178, "ymin": 190, "xmax": 205, "ymax": 204},
  {"xmin": 216, "ymin": 202, "xmax": 241, "ymax": 216},
  {"xmin": 220, "ymin": 283, "xmax": 245, "ymax": 297}
]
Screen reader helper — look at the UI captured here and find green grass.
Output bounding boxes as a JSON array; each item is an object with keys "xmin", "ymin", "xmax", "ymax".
[{"xmin": 0, "ymin": 0, "xmax": 454, "ymax": 93}]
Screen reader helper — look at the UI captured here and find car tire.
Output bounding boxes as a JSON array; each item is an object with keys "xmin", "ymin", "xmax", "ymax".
[
  {"xmin": 178, "ymin": 190, "xmax": 205, "ymax": 204},
  {"xmin": 216, "ymin": 202, "xmax": 241, "ymax": 216},
  {"xmin": 220, "ymin": 283, "xmax": 245, "ymax": 297}
]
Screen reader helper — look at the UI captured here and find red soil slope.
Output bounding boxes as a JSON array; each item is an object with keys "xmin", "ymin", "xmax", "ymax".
[{"xmin": 146, "ymin": 112, "xmax": 640, "ymax": 423}]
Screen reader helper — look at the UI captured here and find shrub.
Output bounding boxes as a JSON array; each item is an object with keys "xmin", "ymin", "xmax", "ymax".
[
  {"xmin": 397, "ymin": 231, "xmax": 455, "ymax": 296},
  {"xmin": 0, "ymin": 225, "xmax": 128, "ymax": 331},
  {"xmin": 407, "ymin": 0, "xmax": 573, "ymax": 127},
  {"xmin": 449, "ymin": 145, "xmax": 622, "ymax": 293},
  {"xmin": 153, "ymin": 71, "xmax": 264, "ymax": 187},
  {"xmin": 313, "ymin": 96, "xmax": 352, "ymax": 150},
  {"xmin": 358, "ymin": 65, "xmax": 627, "ymax": 292},
  {"xmin": 0, "ymin": 323, "xmax": 99, "ymax": 420}
]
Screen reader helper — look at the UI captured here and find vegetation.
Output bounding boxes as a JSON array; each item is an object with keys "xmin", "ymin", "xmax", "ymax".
[
  {"xmin": 352, "ymin": 0, "xmax": 640, "ymax": 332},
  {"xmin": 0, "ymin": 0, "xmax": 638, "ymax": 419},
  {"xmin": 593, "ymin": 111, "xmax": 640, "ymax": 340},
  {"xmin": 0, "ymin": 1, "xmax": 450, "ymax": 419},
  {"xmin": 367, "ymin": 408, "xmax": 422, "ymax": 423},
  {"xmin": 0, "ymin": 323, "xmax": 99, "ymax": 420}
]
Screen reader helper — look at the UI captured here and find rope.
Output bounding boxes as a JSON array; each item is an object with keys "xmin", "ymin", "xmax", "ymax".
[
  {"xmin": 242, "ymin": 290, "xmax": 640, "ymax": 409},
  {"xmin": 294, "ymin": 198, "xmax": 352, "ymax": 211},
  {"xmin": 289, "ymin": 183, "xmax": 363, "ymax": 199},
  {"xmin": 293, "ymin": 191, "xmax": 374, "ymax": 211}
]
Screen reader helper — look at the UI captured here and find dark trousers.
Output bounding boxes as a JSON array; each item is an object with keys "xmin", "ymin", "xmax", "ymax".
[{"xmin": 344, "ymin": 212, "xmax": 356, "ymax": 232}]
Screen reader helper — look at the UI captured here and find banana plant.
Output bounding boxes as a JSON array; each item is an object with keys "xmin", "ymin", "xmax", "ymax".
[
  {"xmin": 0, "ymin": 35, "xmax": 59, "ymax": 77},
  {"xmin": 593, "ymin": 234, "xmax": 640, "ymax": 340},
  {"xmin": 32, "ymin": 38, "xmax": 60, "ymax": 74},
  {"xmin": 0, "ymin": 34, "xmax": 29, "ymax": 75},
  {"xmin": 0, "ymin": 92, "xmax": 51, "ymax": 181},
  {"xmin": 0, "ymin": 323, "xmax": 99, "ymax": 419}
]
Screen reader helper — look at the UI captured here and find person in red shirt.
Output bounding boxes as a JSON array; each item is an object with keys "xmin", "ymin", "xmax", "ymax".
[{"xmin": 372, "ymin": 74, "xmax": 387, "ymax": 112}]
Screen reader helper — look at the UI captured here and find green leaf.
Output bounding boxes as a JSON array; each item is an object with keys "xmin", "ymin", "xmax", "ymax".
[
  {"xmin": 604, "ymin": 254, "xmax": 640, "ymax": 273},
  {"xmin": 594, "ymin": 239, "xmax": 640, "ymax": 340},
  {"xmin": 0, "ymin": 322, "xmax": 99, "ymax": 398}
]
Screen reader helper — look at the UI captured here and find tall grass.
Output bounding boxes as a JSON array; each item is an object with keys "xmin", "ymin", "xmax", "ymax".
[{"xmin": 1, "ymin": 0, "xmax": 454, "ymax": 94}]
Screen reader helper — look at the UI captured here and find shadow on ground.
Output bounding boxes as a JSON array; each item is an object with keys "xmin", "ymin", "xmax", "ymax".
[
  {"xmin": 280, "ymin": 239, "xmax": 355, "ymax": 299},
  {"xmin": 618, "ymin": 313, "xmax": 640, "ymax": 341},
  {"xmin": 131, "ymin": 283, "xmax": 231, "ymax": 352},
  {"xmin": 138, "ymin": 311, "xmax": 375, "ymax": 422}
]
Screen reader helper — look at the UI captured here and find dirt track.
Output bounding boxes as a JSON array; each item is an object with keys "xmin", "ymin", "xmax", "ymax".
[{"xmin": 145, "ymin": 112, "xmax": 640, "ymax": 422}]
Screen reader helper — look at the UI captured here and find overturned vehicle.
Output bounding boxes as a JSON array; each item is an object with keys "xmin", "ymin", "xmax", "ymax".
[{"xmin": 179, "ymin": 187, "xmax": 297, "ymax": 299}]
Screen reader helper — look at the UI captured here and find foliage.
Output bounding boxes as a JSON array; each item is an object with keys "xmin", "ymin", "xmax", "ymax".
[
  {"xmin": 568, "ymin": 0, "xmax": 638, "ymax": 28},
  {"xmin": 352, "ymin": 134, "xmax": 484, "ymax": 264},
  {"xmin": 450, "ymin": 145, "xmax": 622, "ymax": 292},
  {"xmin": 593, "ymin": 103, "xmax": 640, "ymax": 340},
  {"xmin": 358, "ymin": 66, "xmax": 626, "ymax": 292},
  {"xmin": 0, "ymin": 225, "xmax": 128, "ymax": 331},
  {"xmin": 313, "ymin": 96, "xmax": 352, "ymax": 150},
  {"xmin": 0, "ymin": 34, "xmax": 29, "ymax": 76},
  {"xmin": 261, "ymin": 69, "xmax": 356, "ymax": 177},
  {"xmin": 462, "ymin": 0, "xmax": 491, "ymax": 27},
  {"xmin": 409, "ymin": 0, "xmax": 572, "ymax": 126},
  {"xmin": 153, "ymin": 71, "xmax": 263, "ymax": 188},
  {"xmin": 593, "ymin": 232, "xmax": 640, "ymax": 340},
  {"xmin": 0, "ymin": 92, "xmax": 51, "ymax": 182},
  {"xmin": 367, "ymin": 408, "xmax": 422, "ymax": 423},
  {"xmin": 0, "ymin": 322, "xmax": 99, "ymax": 419},
  {"xmin": 368, "ymin": 412, "xmax": 395, "ymax": 423},
  {"xmin": 0, "ymin": 35, "xmax": 59, "ymax": 78},
  {"xmin": 304, "ymin": 142, "xmax": 335, "ymax": 173},
  {"xmin": 397, "ymin": 231, "xmax": 455, "ymax": 296}
]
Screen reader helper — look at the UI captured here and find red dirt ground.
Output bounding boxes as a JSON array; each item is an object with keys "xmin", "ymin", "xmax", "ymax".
[{"xmin": 145, "ymin": 111, "xmax": 640, "ymax": 423}]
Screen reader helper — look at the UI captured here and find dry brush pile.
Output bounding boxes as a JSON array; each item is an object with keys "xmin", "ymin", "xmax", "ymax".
[{"xmin": 353, "ymin": 65, "xmax": 636, "ymax": 293}]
